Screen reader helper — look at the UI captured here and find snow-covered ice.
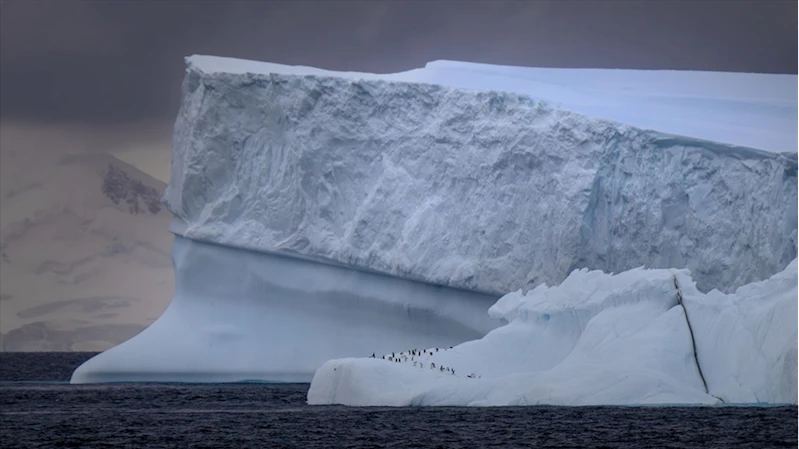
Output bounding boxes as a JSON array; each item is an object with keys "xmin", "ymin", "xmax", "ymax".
[
  {"xmin": 165, "ymin": 55, "xmax": 796, "ymax": 295},
  {"xmin": 307, "ymin": 258, "xmax": 797, "ymax": 406},
  {"xmin": 73, "ymin": 56, "xmax": 797, "ymax": 391},
  {"xmin": 189, "ymin": 55, "xmax": 797, "ymax": 152}
]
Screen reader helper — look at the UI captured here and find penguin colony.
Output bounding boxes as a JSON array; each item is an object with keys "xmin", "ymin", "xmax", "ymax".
[{"xmin": 368, "ymin": 347, "xmax": 481, "ymax": 379}]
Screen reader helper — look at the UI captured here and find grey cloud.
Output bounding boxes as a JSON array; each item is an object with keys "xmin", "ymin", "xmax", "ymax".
[{"xmin": 0, "ymin": 0, "xmax": 795, "ymax": 125}]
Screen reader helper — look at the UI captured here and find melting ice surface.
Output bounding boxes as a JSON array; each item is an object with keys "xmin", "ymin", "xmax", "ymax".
[{"xmin": 72, "ymin": 56, "xmax": 797, "ymax": 404}]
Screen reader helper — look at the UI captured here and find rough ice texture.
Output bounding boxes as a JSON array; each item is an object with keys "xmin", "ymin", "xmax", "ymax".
[
  {"xmin": 163, "ymin": 56, "xmax": 797, "ymax": 295},
  {"xmin": 307, "ymin": 258, "xmax": 797, "ymax": 406},
  {"xmin": 188, "ymin": 56, "xmax": 798, "ymax": 152}
]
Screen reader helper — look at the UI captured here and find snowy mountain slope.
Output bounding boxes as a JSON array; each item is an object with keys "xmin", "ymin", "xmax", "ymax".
[
  {"xmin": 164, "ymin": 56, "xmax": 796, "ymax": 296},
  {"xmin": 307, "ymin": 258, "xmax": 797, "ymax": 406},
  {"xmin": 0, "ymin": 143, "xmax": 173, "ymax": 351}
]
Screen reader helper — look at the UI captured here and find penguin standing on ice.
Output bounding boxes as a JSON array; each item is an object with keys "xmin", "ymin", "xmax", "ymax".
[{"xmin": 370, "ymin": 353, "xmax": 375, "ymax": 358}]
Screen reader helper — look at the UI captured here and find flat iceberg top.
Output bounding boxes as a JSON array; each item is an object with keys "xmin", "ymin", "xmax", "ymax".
[
  {"xmin": 187, "ymin": 55, "xmax": 422, "ymax": 80},
  {"xmin": 165, "ymin": 57, "xmax": 796, "ymax": 295},
  {"xmin": 188, "ymin": 55, "xmax": 797, "ymax": 152}
]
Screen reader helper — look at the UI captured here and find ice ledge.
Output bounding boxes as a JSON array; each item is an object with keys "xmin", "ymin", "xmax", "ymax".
[{"xmin": 71, "ymin": 236, "xmax": 499, "ymax": 384}]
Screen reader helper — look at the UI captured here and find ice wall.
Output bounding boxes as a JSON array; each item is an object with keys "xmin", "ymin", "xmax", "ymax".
[
  {"xmin": 71, "ymin": 236, "xmax": 499, "ymax": 384},
  {"xmin": 163, "ymin": 56, "xmax": 797, "ymax": 295},
  {"xmin": 678, "ymin": 259, "xmax": 798, "ymax": 403}
]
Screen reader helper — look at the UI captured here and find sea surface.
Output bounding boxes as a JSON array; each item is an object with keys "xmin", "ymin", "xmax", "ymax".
[{"xmin": 0, "ymin": 352, "xmax": 796, "ymax": 448}]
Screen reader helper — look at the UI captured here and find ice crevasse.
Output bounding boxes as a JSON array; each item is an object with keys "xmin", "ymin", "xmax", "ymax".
[{"xmin": 72, "ymin": 56, "xmax": 797, "ymax": 397}]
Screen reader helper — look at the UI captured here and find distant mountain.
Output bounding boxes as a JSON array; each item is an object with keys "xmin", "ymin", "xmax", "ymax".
[{"xmin": 0, "ymin": 146, "xmax": 173, "ymax": 351}]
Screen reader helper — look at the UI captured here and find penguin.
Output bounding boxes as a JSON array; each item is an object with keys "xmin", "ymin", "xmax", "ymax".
[
  {"xmin": 436, "ymin": 348, "xmax": 439, "ymax": 352},
  {"xmin": 452, "ymin": 369, "xmax": 455, "ymax": 375},
  {"xmin": 370, "ymin": 353, "xmax": 375, "ymax": 358},
  {"xmin": 382, "ymin": 355, "xmax": 385, "ymax": 360},
  {"xmin": 431, "ymin": 362, "xmax": 436, "ymax": 369}
]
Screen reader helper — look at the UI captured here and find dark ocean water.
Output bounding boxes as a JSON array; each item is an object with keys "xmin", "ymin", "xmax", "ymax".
[{"xmin": 0, "ymin": 353, "xmax": 796, "ymax": 449}]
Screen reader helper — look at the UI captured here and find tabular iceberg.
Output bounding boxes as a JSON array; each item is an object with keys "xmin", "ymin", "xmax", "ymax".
[
  {"xmin": 72, "ymin": 55, "xmax": 797, "ymax": 388},
  {"xmin": 164, "ymin": 56, "xmax": 795, "ymax": 294}
]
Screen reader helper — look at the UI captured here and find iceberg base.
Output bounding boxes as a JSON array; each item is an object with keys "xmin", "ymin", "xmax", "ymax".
[{"xmin": 70, "ymin": 236, "xmax": 500, "ymax": 384}]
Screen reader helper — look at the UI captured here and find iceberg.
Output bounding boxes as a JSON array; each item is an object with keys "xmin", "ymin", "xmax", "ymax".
[
  {"xmin": 164, "ymin": 55, "xmax": 795, "ymax": 294},
  {"xmin": 70, "ymin": 236, "xmax": 499, "ymax": 383},
  {"xmin": 72, "ymin": 55, "xmax": 797, "ymax": 387},
  {"xmin": 307, "ymin": 259, "xmax": 797, "ymax": 406}
]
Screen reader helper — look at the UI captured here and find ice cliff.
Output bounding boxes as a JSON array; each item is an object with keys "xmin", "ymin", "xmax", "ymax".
[
  {"xmin": 308, "ymin": 258, "xmax": 797, "ymax": 406},
  {"xmin": 164, "ymin": 56, "xmax": 796, "ymax": 295},
  {"xmin": 72, "ymin": 56, "xmax": 797, "ymax": 389}
]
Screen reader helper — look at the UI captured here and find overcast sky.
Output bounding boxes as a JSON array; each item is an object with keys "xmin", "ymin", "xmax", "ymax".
[{"xmin": 1, "ymin": 0, "xmax": 796, "ymax": 126}]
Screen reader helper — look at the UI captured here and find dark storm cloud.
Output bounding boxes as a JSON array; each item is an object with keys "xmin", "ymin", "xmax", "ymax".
[{"xmin": 0, "ymin": 0, "xmax": 796, "ymax": 125}]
